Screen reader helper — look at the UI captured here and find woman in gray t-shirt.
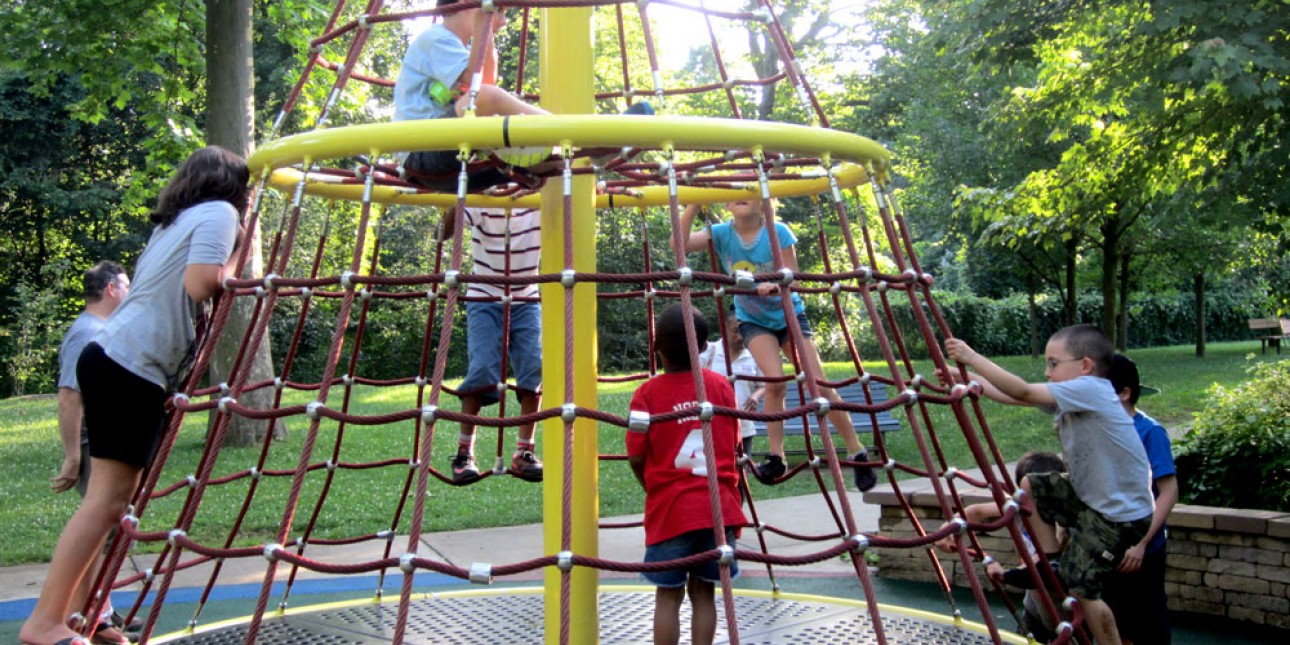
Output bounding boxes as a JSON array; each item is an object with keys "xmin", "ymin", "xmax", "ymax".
[{"xmin": 21, "ymin": 146, "xmax": 249, "ymax": 645}]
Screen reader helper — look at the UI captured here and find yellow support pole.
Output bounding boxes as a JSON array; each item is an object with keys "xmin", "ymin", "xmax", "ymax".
[{"xmin": 540, "ymin": 5, "xmax": 599, "ymax": 645}]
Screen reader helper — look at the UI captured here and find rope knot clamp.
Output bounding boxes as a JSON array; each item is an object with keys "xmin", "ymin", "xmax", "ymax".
[
  {"xmin": 717, "ymin": 544, "xmax": 735, "ymax": 565},
  {"xmin": 168, "ymin": 529, "xmax": 188, "ymax": 546},
  {"xmin": 902, "ymin": 389, "xmax": 919, "ymax": 406},
  {"xmin": 713, "ymin": 286, "xmax": 725, "ymax": 298},
  {"xmin": 342, "ymin": 374, "xmax": 353, "ymax": 386},
  {"xmin": 561, "ymin": 403, "xmax": 578, "ymax": 423},
  {"xmin": 752, "ymin": 7, "xmax": 771, "ymax": 22},
  {"xmin": 340, "ymin": 270, "xmax": 356, "ymax": 289},
  {"xmin": 399, "ymin": 553, "xmax": 417, "ymax": 574},
  {"xmin": 1056, "ymin": 621, "xmax": 1075, "ymax": 637},
  {"xmin": 1002, "ymin": 499, "xmax": 1020, "ymax": 515},
  {"xmin": 261, "ymin": 541, "xmax": 282, "ymax": 562},
  {"xmin": 830, "ymin": 281, "xmax": 843, "ymax": 295},
  {"xmin": 263, "ymin": 274, "xmax": 280, "ymax": 290},
  {"xmin": 859, "ymin": 267, "xmax": 873, "ymax": 283},
  {"xmin": 635, "ymin": 0, "xmax": 649, "ymax": 9},
  {"xmin": 481, "ymin": 0, "xmax": 496, "ymax": 12},
  {"xmin": 944, "ymin": 466, "xmax": 958, "ymax": 479},
  {"xmin": 306, "ymin": 401, "xmax": 324, "ymax": 420},
  {"xmin": 443, "ymin": 270, "xmax": 460, "ymax": 289},
  {"xmin": 377, "ymin": 529, "xmax": 395, "ymax": 541},
  {"xmin": 561, "ymin": 269, "xmax": 577, "ymax": 288},
  {"xmin": 222, "ymin": 275, "xmax": 234, "ymax": 291},
  {"xmin": 556, "ymin": 550, "xmax": 575, "ymax": 572},
  {"xmin": 808, "ymin": 456, "xmax": 822, "ymax": 470},
  {"xmin": 795, "ymin": 372, "xmax": 807, "ymax": 383},
  {"xmin": 885, "ymin": 459, "xmax": 898, "ymax": 474},
  {"xmin": 876, "ymin": 280, "xmax": 889, "ymax": 293},
  {"xmin": 903, "ymin": 267, "xmax": 918, "ymax": 280},
  {"xmin": 68, "ymin": 612, "xmax": 88, "ymax": 630},
  {"xmin": 951, "ymin": 517, "xmax": 969, "ymax": 535},
  {"xmin": 859, "ymin": 372, "xmax": 872, "ymax": 385},
  {"xmin": 300, "ymin": 286, "xmax": 313, "ymax": 300},
  {"xmin": 982, "ymin": 555, "xmax": 996, "ymax": 566},
  {"xmin": 922, "ymin": 272, "xmax": 935, "ymax": 285},
  {"xmin": 172, "ymin": 392, "xmax": 190, "ymax": 406},
  {"xmin": 122, "ymin": 513, "xmax": 140, "ymax": 529},
  {"xmin": 677, "ymin": 266, "xmax": 693, "ymax": 286},
  {"xmin": 359, "ymin": 287, "xmax": 373, "ymax": 302},
  {"xmin": 644, "ymin": 288, "xmax": 656, "ymax": 301},
  {"xmin": 219, "ymin": 382, "xmax": 231, "ymax": 396},
  {"xmin": 309, "ymin": 43, "xmax": 324, "ymax": 54},
  {"xmin": 421, "ymin": 405, "xmax": 438, "ymax": 424},
  {"xmin": 723, "ymin": 78, "xmax": 737, "ymax": 90},
  {"xmin": 415, "ymin": 376, "xmax": 427, "ymax": 387},
  {"xmin": 910, "ymin": 374, "xmax": 925, "ymax": 389},
  {"xmin": 496, "ymin": 381, "xmax": 507, "ymax": 394},
  {"xmin": 698, "ymin": 402, "xmax": 714, "ymax": 421},
  {"xmin": 186, "ymin": 475, "xmax": 199, "ymax": 488},
  {"xmin": 492, "ymin": 455, "xmax": 506, "ymax": 475},
  {"xmin": 755, "ymin": 521, "xmax": 768, "ymax": 534},
  {"xmin": 1062, "ymin": 597, "xmax": 1079, "ymax": 612},
  {"xmin": 850, "ymin": 534, "xmax": 870, "ymax": 551},
  {"xmin": 218, "ymin": 396, "xmax": 236, "ymax": 413},
  {"xmin": 814, "ymin": 397, "xmax": 831, "ymax": 416},
  {"xmin": 325, "ymin": 460, "xmax": 337, "ymax": 472},
  {"xmin": 967, "ymin": 380, "xmax": 983, "ymax": 394},
  {"xmin": 274, "ymin": 377, "xmax": 285, "ymax": 391},
  {"xmin": 950, "ymin": 383, "xmax": 968, "ymax": 397},
  {"xmin": 357, "ymin": 14, "xmax": 372, "ymax": 30},
  {"xmin": 249, "ymin": 467, "xmax": 261, "ymax": 481},
  {"xmin": 629, "ymin": 410, "xmax": 651, "ymax": 432},
  {"xmin": 733, "ymin": 270, "xmax": 755, "ymax": 290},
  {"xmin": 469, "ymin": 562, "xmax": 493, "ymax": 585},
  {"xmin": 778, "ymin": 267, "xmax": 795, "ymax": 285},
  {"xmin": 727, "ymin": 373, "xmax": 738, "ymax": 384},
  {"xmin": 253, "ymin": 286, "xmax": 266, "ymax": 299},
  {"xmin": 499, "ymin": 295, "xmax": 512, "ymax": 306}
]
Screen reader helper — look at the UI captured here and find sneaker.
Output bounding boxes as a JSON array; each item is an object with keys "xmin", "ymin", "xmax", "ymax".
[
  {"xmin": 510, "ymin": 450, "xmax": 544, "ymax": 483},
  {"xmin": 851, "ymin": 449, "xmax": 879, "ymax": 492},
  {"xmin": 450, "ymin": 453, "xmax": 480, "ymax": 483},
  {"xmin": 622, "ymin": 100, "xmax": 655, "ymax": 116},
  {"xmin": 112, "ymin": 610, "xmax": 142, "ymax": 637},
  {"xmin": 753, "ymin": 454, "xmax": 786, "ymax": 484}
]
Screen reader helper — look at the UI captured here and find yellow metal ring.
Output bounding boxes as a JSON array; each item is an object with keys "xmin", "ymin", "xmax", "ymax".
[{"xmin": 250, "ymin": 116, "xmax": 890, "ymax": 208}]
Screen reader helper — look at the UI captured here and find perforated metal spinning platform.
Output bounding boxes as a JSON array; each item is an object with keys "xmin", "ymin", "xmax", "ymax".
[{"xmin": 157, "ymin": 588, "xmax": 1012, "ymax": 644}]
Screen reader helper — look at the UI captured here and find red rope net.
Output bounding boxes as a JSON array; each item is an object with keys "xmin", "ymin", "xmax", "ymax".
[{"xmin": 76, "ymin": 2, "xmax": 1085, "ymax": 644}]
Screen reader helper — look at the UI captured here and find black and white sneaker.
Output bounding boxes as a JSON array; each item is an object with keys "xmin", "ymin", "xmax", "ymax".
[
  {"xmin": 753, "ymin": 454, "xmax": 786, "ymax": 484},
  {"xmin": 510, "ymin": 450, "xmax": 544, "ymax": 483},
  {"xmin": 450, "ymin": 453, "xmax": 481, "ymax": 483}
]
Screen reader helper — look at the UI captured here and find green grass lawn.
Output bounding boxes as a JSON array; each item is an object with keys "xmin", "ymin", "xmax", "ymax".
[{"xmin": 0, "ymin": 341, "xmax": 1283, "ymax": 566}]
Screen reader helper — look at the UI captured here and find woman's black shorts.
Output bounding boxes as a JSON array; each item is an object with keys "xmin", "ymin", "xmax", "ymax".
[{"xmin": 78, "ymin": 342, "xmax": 169, "ymax": 469}]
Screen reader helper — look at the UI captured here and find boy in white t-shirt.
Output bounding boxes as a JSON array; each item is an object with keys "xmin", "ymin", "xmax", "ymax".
[{"xmin": 697, "ymin": 313, "xmax": 765, "ymax": 455}]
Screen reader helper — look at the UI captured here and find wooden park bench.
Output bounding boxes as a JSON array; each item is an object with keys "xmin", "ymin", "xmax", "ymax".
[
  {"xmin": 1248, "ymin": 317, "xmax": 1290, "ymax": 355},
  {"xmin": 751, "ymin": 380, "xmax": 902, "ymax": 457}
]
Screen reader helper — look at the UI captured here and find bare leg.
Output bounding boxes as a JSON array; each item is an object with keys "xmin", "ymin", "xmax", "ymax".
[
  {"xmin": 458, "ymin": 394, "xmax": 482, "ymax": 455},
  {"xmin": 790, "ymin": 337, "xmax": 863, "ymax": 455},
  {"xmin": 688, "ymin": 577, "xmax": 717, "ymax": 645},
  {"xmin": 20, "ymin": 458, "xmax": 141, "ymax": 645},
  {"xmin": 516, "ymin": 389, "xmax": 539, "ymax": 446},
  {"xmin": 653, "ymin": 586, "xmax": 685, "ymax": 645},
  {"xmin": 459, "ymin": 85, "xmax": 550, "ymax": 117},
  {"xmin": 1082, "ymin": 597, "xmax": 1123, "ymax": 645},
  {"xmin": 745, "ymin": 333, "xmax": 786, "ymax": 458}
]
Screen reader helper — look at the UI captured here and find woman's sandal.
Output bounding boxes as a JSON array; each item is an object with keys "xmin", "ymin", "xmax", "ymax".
[{"xmin": 90, "ymin": 623, "xmax": 130, "ymax": 645}]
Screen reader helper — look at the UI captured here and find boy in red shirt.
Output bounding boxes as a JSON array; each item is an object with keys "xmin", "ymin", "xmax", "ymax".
[{"xmin": 627, "ymin": 304, "xmax": 747, "ymax": 645}]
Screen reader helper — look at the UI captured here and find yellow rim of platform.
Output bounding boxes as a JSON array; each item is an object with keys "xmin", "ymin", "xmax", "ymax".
[
  {"xmin": 150, "ymin": 584, "xmax": 1027, "ymax": 644},
  {"xmin": 249, "ymin": 116, "xmax": 888, "ymax": 208}
]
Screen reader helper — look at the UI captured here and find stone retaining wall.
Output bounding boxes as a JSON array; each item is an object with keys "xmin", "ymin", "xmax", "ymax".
[{"xmin": 865, "ymin": 486, "xmax": 1290, "ymax": 630}]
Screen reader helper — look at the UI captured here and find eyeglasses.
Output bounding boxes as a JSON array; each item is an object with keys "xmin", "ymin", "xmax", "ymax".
[{"xmin": 1045, "ymin": 357, "xmax": 1084, "ymax": 370}]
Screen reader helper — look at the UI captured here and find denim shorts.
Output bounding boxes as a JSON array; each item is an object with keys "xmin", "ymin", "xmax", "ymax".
[
  {"xmin": 738, "ymin": 312, "xmax": 814, "ymax": 347},
  {"xmin": 459, "ymin": 301, "xmax": 542, "ymax": 405},
  {"xmin": 642, "ymin": 527, "xmax": 740, "ymax": 588}
]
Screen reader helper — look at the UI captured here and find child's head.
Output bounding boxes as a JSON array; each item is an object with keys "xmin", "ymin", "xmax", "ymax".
[
  {"xmin": 655, "ymin": 303, "xmax": 709, "ymax": 371},
  {"xmin": 725, "ymin": 196, "xmax": 769, "ymax": 223},
  {"xmin": 152, "ymin": 146, "xmax": 249, "ymax": 228},
  {"xmin": 1108, "ymin": 353, "xmax": 1144, "ymax": 406},
  {"xmin": 723, "ymin": 310, "xmax": 743, "ymax": 351},
  {"xmin": 1044, "ymin": 324, "xmax": 1113, "ymax": 381},
  {"xmin": 1014, "ymin": 451, "xmax": 1066, "ymax": 482}
]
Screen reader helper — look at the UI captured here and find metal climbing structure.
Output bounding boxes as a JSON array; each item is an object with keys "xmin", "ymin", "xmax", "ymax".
[{"xmin": 72, "ymin": 1, "xmax": 1086, "ymax": 643}]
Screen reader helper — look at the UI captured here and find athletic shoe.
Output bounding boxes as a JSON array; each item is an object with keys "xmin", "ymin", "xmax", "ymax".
[
  {"xmin": 753, "ymin": 454, "xmax": 786, "ymax": 484},
  {"xmin": 851, "ymin": 449, "xmax": 879, "ymax": 492},
  {"xmin": 112, "ymin": 611, "xmax": 142, "ymax": 635},
  {"xmin": 450, "ymin": 453, "xmax": 480, "ymax": 483},
  {"xmin": 510, "ymin": 450, "xmax": 544, "ymax": 483}
]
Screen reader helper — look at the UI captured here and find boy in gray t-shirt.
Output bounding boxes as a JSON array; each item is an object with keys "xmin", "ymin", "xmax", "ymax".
[{"xmin": 944, "ymin": 324, "xmax": 1153, "ymax": 645}]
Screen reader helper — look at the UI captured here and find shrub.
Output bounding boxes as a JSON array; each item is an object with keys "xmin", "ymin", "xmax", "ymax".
[{"xmin": 1174, "ymin": 360, "xmax": 1290, "ymax": 512}]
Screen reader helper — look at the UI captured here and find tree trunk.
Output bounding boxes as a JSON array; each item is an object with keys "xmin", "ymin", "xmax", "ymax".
[
  {"xmin": 1100, "ymin": 215, "xmax": 1121, "ymax": 346},
  {"xmin": 1116, "ymin": 248, "xmax": 1131, "ymax": 351},
  {"xmin": 205, "ymin": 0, "xmax": 284, "ymax": 446},
  {"xmin": 1027, "ymin": 283, "xmax": 1040, "ymax": 358},
  {"xmin": 1063, "ymin": 237, "xmax": 1078, "ymax": 326},
  {"xmin": 1194, "ymin": 272, "xmax": 1207, "ymax": 358}
]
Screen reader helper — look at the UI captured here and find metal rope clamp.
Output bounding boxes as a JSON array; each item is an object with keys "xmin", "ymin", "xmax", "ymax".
[
  {"xmin": 557, "ymin": 550, "xmax": 575, "ymax": 572},
  {"xmin": 469, "ymin": 562, "xmax": 494, "ymax": 585},
  {"xmin": 628, "ymin": 410, "xmax": 651, "ymax": 432}
]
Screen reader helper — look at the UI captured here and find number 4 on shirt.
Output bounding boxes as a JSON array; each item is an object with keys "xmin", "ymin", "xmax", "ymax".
[{"xmin": 674, "ymin": 429, "xmax": 708, "ymax": 476}]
